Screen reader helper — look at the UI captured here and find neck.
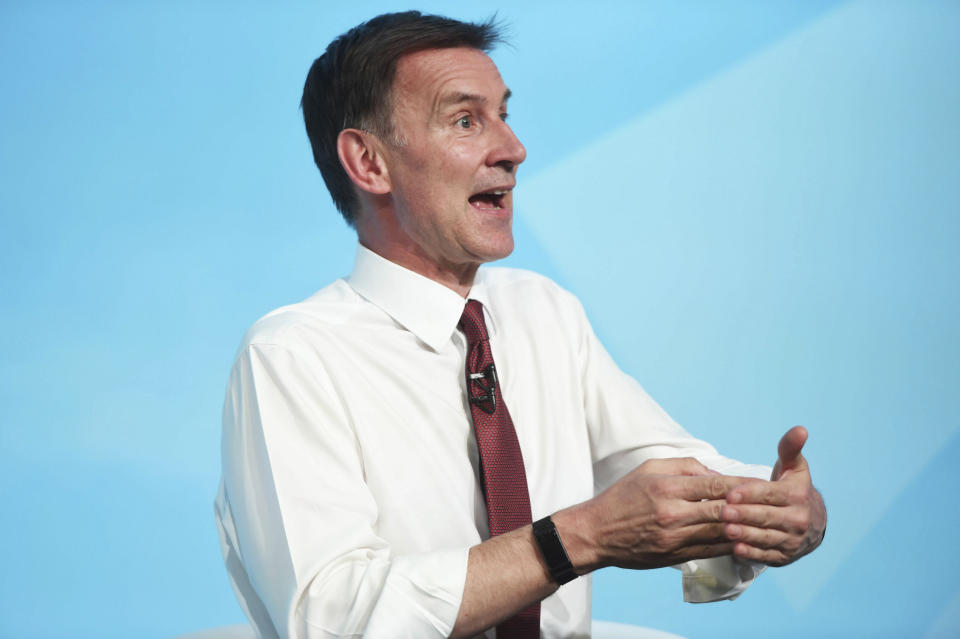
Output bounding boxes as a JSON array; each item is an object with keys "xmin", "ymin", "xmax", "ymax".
[
  {"xmin": 357, "ymin": 236, "xmax": 478, "ymax": 298},
  {"xmin": 356, "ymin": 204, "xmax": 482, "ymax": 298}
]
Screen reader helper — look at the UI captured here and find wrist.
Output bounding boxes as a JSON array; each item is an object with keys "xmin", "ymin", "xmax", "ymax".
[
  {"xmin": 532, "ymin": 516, "xmax": 577, "ymax": 585},
  {"xmin": 550, "ymin": 503, "xmax": 603, "ymax": 575}
]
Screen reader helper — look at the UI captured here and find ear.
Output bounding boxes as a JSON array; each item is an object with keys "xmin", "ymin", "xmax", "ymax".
[{"xmin": 337, "ymin": 128, "xmax": 391, "ymax": 195}]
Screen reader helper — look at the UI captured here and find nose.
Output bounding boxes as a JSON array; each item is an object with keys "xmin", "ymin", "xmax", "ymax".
[{"xmin": 489, "ymin": 119, "xmax": 527, "ymax": 173}]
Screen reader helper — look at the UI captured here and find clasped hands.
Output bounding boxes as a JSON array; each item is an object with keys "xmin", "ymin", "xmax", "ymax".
[{"xmin": 581, "ymin": 426, "xmax": 826, "ymax": 571}]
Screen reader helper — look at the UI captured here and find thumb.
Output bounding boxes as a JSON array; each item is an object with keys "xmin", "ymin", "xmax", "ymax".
[{"xmin": 773, "ymin": 425, "xmax": 809, "ymax": 479}]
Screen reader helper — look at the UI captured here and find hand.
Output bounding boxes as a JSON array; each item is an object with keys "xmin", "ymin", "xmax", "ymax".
[
  {"xmin": 721, "ymin": 426, "xmax": 827, "ymax": 566},
  {"xmin": 571, "ymin": 458, "xmax": 758, "ymax": 572}
]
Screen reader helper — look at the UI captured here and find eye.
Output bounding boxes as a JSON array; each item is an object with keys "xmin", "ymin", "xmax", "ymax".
[
  {"xmin": 500, "ymin": 112, "xmax": 509, "ymax": 122},
  {"xmin": 457, "ymin": 115, "xmax": 473, "ymax": 129}
]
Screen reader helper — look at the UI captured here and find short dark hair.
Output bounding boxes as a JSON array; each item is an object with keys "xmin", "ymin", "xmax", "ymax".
[{"xmin": 301, "ymin": 11, "xmax": 505, "ymax": 226}]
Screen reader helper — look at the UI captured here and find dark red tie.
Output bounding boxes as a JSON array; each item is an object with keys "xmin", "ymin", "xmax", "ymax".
[{"xmin": 459, "ymin": 299, "xmax": 539, "ymax": 638}]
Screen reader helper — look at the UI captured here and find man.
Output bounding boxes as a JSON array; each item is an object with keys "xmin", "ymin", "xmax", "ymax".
[{"xmin": 215, "ymin": 11, "xmax": 826, "ymax": 639}]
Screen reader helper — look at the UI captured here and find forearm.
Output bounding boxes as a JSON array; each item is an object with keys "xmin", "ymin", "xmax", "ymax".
[
  {"xmin": 450, "ymin": 460, "xmax": 751, "ymax": 638},
  {"xmin": 450, "ymin": 505, "xmax": 598, "ymax": 638},
  {"xmin": 450, "ymin": 525, "xmax": 553, "ymax": 638}
]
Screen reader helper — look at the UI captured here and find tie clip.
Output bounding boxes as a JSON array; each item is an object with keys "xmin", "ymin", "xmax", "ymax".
[{"xmin": 468, "ymin": 364, "xmax": 498, "ymax": 414}]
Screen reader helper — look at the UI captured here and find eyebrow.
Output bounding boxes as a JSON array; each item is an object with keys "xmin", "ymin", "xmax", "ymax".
[{"xmin": 438, "ymin": 88, "xmax": 513, "ymax": 110}]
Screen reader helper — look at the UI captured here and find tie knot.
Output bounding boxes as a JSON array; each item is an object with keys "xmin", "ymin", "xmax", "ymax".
[{"xmin": 458, "ymin": 299, "xmax": 488, "ymax": 344}]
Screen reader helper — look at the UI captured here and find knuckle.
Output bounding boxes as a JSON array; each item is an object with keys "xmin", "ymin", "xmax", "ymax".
[
  {"xmin": 709, "ymin": 501, "xmax": 724, "ymax": 520},
  {"xmin": 648, "ymin": 478, "xmax": 667, "ymax": 497},
  {"xmin": 635, "ymin": 461, "xmax": 654, "ymax": 477},
  {"xmin": 764, "ymin": 530, "xmax": 784, "ymax": 550},
  {"xmin": 771, "ymin": 532, "xmax": 787, "ymax": 550},
  {"xmin": 760, "ymin": 509, "xmax": 776, "ymax": 528},
  {"xmin": 795, "ymin": 510, "xmax": 811, "ymax": 533},
  {"xmin": 656, "ymin": 477, "xmax": 680, "ymax": 499},
  {"xmin": 653, "ymin": 505, "xmax": 678, "ymax": 528},
  {"xmin": 709, "ymin": 476, "xmax": 727, "ymax": 497},
  {"xmin": 650, "ymin": 531, "xmax": 674, "ymax": 553}
]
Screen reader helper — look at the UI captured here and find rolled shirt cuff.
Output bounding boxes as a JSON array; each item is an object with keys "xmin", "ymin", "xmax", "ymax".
[
  {"xmin": 677, "ymin": 557, "xmax": 766, "ymax": 603},
  {"xmin": 362, "ymin": 546, "xmax": 471, "ymax": 638}
]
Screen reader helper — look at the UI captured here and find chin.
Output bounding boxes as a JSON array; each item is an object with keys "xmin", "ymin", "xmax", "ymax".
[{"xmin": 476, "ymin": 237, "xmax": 515, "ymax": 263}]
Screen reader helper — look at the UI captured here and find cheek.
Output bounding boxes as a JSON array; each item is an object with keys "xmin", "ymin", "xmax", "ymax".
[
  {"xmin": 392, "ymin": 142, "xmax": 475, "ymax": 210},
  {"xmin": 447, "ymin": 145, "xmax": 478, "ymax": 176}
]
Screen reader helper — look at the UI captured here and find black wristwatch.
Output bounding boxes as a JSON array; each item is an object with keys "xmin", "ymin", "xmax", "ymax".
[{"xmin": 532, "ymin": 515, "xmax": 577, "ymax": 585}]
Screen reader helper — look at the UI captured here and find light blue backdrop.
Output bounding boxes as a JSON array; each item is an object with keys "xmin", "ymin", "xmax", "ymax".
[{"xmin": 1, "ymin": 1, "xmax": 957, "ymax": 637}]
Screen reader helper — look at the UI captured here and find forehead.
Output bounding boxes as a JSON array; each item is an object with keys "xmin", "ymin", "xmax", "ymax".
[{"xmin": 392, "ymin": 47, "xmax": 508, "ymax": 111}]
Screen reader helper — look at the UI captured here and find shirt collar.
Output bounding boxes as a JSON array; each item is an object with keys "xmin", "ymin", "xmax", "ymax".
[
  {"xmin": 468, "ymin": 268, "xmax": 498, "ymax": 337},
  {"xmin": 347, "ymin": 244, "xmax": 473, "ymax": 352}
]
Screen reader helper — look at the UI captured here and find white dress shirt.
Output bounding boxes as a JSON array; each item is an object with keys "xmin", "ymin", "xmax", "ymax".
[{"xmin": 215, "ymin": 245, "xmax": 769, "ymax": 639}]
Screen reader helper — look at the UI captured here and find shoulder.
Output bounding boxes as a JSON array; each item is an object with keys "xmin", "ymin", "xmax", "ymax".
[
  {"xmin": 235, "ymin": 278, "xmax": 364, "ymax": 357},
  {"xmin": 478, "ymin": 265, "xmax": 585, "ymax": 310},
  {"xmin": 476, "ymin": 266, "xmax": 590, "ymax": 331},
  {"xmin": 476, "ymin": 266, "xmax": 579, "ymax": 304}
]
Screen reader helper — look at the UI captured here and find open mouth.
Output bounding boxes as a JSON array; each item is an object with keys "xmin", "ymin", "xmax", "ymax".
[{"xmin": 468, "ymin": 188, "xmax": 509, "ymax": 210}]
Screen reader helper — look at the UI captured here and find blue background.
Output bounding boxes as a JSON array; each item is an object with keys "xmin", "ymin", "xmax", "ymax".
[{"xmin": 1, "ymin": 1, "xmax": 958, "ymax": 637}]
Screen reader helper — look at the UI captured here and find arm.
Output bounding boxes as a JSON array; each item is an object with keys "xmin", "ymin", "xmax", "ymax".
[
  {"xmin": 450, "ymin": 431, "xmax": 828, "ymax": 637},
  {"xmin": 452, "ymin": 289, "xmax": 827, "ymax": 633},
  {"xmin": 451, "ymin": 457, "xmax": 757, "ymax": 637},
  {"xmin": 220, "ymin": 342, "xmax": 468, "ymax": 638},
  {"xmin": 560, "ymin": 286, "xmax": 775, "ymax": 601},
  {"xmin": 222, "ymin": 340, "xmax": 754, "ymax": 638}
]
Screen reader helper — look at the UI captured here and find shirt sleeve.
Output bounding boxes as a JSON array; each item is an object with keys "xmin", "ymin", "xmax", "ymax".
[
  {"xmin": 568, "ymin": 292, "xmax": 770, "ymax": 602},
  {"xmin": 217, "ymin": 341, "xmax": 468, "ymax": 638}
]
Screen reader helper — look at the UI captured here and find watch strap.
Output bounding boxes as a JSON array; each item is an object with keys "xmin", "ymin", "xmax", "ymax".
[{"xmin": 532, "ymin": 515, "xmax": 577, "ymax": 585}]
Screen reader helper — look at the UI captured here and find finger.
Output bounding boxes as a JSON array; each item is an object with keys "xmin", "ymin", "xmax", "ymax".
[
  {"xmin": 732, "ymin": 542, "xmax": 792, "ymax": 566},
  {"xmin": 671, "ymin": 541, "xmax": 737, "ymax": 563},
  {"xmin": 722, "ymin": 503, "xmax": 810, "ymax": 534},
  {"xmin": 663, "ymin": 497, "xmax": 801, "ymax": 532},
  {"xmin": 674, "ymin": 474, "xmax": 762, "ymax": 501},
  {"xmin": 724, "ymin": 523, "xmax": 797, "ymax": 552},
  {"xmin": 722, "ymin": 503, "xmax": 782, "ymax": 528},
  {"xmin": 639, "ymin": 457, "xmax": 715, "ymax": 477},
  {"xmin": 727, "ymin": 479, "xmax": 798, "ymax": 507},
  {"xmin": 661, "ymin": 521, "xmax": 740, "ymax": 553},
  {"xmin": 661, "ymin": 498, "xmax": 727, "ymax": 528},
  {"xmin": 627, "ymin": 541, "xmax": 736, "ymax": 569},
  {"xmin": 777, "ymin": 425, "xmax": 808, "ymax": 471}
]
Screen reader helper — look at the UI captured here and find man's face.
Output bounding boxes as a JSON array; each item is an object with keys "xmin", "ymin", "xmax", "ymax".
[{"xmin": 379, "ymin": 47, "xmax": 526, "ymax": 276}]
